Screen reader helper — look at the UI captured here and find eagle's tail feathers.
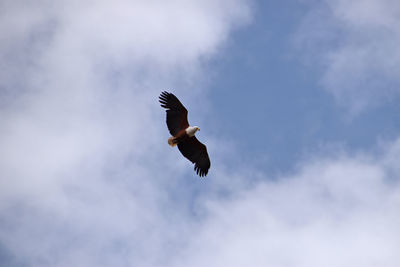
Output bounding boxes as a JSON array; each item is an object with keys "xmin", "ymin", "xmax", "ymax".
[{"xmin": 168, "ymin": 137, "xmax": 178, "ymax": 147}]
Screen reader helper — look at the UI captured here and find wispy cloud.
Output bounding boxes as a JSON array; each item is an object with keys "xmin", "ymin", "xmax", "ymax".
[
  {"xmin": 295, "ymin": 0, "xmax": 400, "ymax": 114},
  {"xmin": 0, "ymin": 1, "xmax": 251, "ymax": 266},
  {"xmin": 175, "ymin": 139, "xmax": 400, "ymax": 266}
]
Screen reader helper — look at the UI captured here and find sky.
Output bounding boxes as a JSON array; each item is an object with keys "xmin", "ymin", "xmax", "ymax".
[{"xmin": 0, "ymin": 0, "xmax": 399, "ymax": 266}]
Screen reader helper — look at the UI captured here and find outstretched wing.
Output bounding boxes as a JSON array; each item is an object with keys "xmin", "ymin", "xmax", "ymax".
[
  {"xmin": 159, "ymin": 91, "xmax": 189, "ymax": 136},
  {"xmin": 178, "ymin": 137, "xmax": 211, "ymax": 177}
]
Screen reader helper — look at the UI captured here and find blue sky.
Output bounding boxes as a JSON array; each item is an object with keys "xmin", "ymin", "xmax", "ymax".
[
  {"xmin": 1, "ymin": 1, "xmax": 400, "ymax": 266},
  {"xmin": 207, "ymin": 1, "xmax": 400, "ymax": 173}
]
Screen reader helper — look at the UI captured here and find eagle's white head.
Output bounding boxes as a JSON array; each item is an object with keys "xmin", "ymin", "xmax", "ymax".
[{"xmin": 186, "ymin": 126, "xmax": 200, "ymax": 137}]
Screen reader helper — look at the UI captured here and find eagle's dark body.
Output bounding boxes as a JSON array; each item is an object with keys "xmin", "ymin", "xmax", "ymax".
[{"xmin": 159, "ymin": 91, "xmax": 210, "ymax": 177}]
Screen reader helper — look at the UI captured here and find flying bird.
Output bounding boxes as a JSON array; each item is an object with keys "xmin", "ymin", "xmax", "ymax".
[{"xmin": 159, "ymin": 91, "xmax": 210, "ymax": 177}]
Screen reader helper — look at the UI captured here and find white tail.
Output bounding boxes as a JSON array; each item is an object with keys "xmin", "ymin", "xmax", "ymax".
[{"xmin": 168, "ymin": 137, "xmax": 177, "ymax": 147}]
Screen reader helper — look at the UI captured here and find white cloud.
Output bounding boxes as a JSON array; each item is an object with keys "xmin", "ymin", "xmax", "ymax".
[
  {"xmin": 0, "ymin": 1, "xmax": 251, "ymax": 266},
  {"xmin": 0, "ymin": 0, "xmax": 251, "ymax": 199},
  {"xmin": 295, "ymin": 0, "xmax": 400, "ymax": 113},
  {"xmin": 175, "ymin": 142, "xmax": 400, "ymax": 267}
]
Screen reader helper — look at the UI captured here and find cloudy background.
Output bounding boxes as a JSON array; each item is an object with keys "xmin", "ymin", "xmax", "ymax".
[{"xmin": 1, "ymin": 0, "xmax": 399, "ymax": 266}]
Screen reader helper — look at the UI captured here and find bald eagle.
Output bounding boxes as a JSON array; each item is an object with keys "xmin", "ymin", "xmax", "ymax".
[{"xmin": 159, "ymin": 91, "xmax": 210, "ymax": 177}]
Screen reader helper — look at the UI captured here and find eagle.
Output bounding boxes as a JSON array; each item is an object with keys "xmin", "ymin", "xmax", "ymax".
[{"xmin": 159, "ymin": 91, "xmax": 211, "ymax": 177}]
